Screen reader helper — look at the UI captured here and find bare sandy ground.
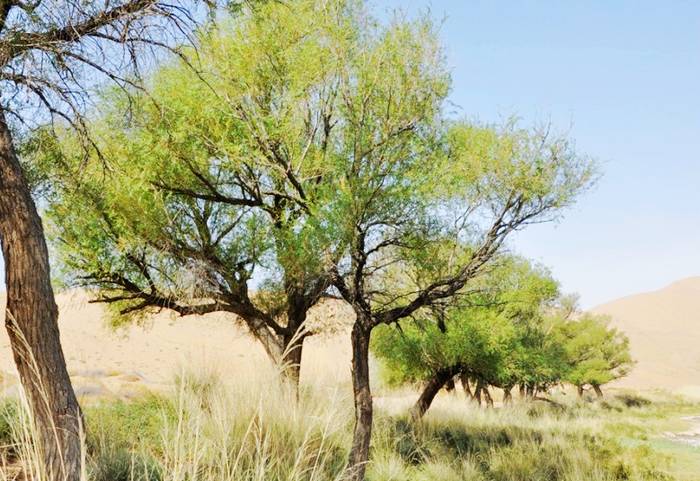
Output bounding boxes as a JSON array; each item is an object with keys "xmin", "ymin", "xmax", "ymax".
[
  {"xmin": 0, "ymin": 277, "xmax": 698, "ymax": 399},
  {"xmin": 592, "ymin": 277, "xmax": 700, "ymax": 396},
  {"xmin": 0, "ymin": 290, "xmax": 355, "ymax": 400}
]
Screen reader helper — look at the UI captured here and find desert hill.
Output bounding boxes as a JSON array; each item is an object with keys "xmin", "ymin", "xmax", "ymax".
[
  {"xmin": 0, "ymin": 278, "xmax": 699, "ymax": 399},
  {"xmin": 0, "ymin": 290, "xmax": 354, "ymax": 399},
  {"xmin": 592, "ymin": 277, "xmax": 700, "ymax": 395}
]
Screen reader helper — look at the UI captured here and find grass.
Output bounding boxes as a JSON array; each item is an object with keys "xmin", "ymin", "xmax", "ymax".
[{"xmin": 0, "ymin": 371, "xmax": 698, "ymax": 481}]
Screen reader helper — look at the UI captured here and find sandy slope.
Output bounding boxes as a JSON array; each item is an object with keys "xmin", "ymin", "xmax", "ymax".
[
  {"xmin": 592, "ymin": 277, "xmax": 700, "ymax": 395},
  {"xmin": 0, "ymin": 290, "xmax": 354, "ymax": 399},
  {"xmin": 1, "ymin": 277, "xmax": 698, "ymax": 399}
]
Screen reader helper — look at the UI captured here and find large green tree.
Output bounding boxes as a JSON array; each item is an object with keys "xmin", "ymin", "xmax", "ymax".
[
  {"xmin": 35, "ymin": 1, "xmax": 597, "ymax": 479},
  {"xmin": 34, "ymin": 0, "xmax": 360, "ymax": 386},
  {"xmin": 328, "ymin": 120, "xmax": 596, "ymax": 479}
]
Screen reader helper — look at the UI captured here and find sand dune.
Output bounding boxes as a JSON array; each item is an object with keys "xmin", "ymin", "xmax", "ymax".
[
  {"xmin": 0, "ymin": 290, "xmax": 354, "ymax": 400},
  {"xmin": 1, "ymin": 277, "xmax": 699, "ymax": 399},
  {"xmin": 592, "ymin": 277, "xmax": 700, "ymax": 395}
]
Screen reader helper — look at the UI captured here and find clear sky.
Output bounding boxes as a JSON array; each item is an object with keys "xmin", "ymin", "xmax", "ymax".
[
  {"xmin": 1, "ymin": 1, "xmax": 698, "ymax": 308},
  {"xmin": 373, "ymin": 0, "xmax": 700, "ymax": 307}
]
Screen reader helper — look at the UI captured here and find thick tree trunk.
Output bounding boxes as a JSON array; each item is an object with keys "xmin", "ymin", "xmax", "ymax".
[
  {"xmin": 345, "ymin": 322, "xmax": 373, "ymax": 481},
  {"xmin": 0, "ymin": 112, "xmax": 82, "ymax": 480},
  {"xmin": 410, "ymin": 367, "xmax": 460, "ymax": 421},
  {"xmin": 593, "ymin": 384, "xmax": 603, "ymax": 398},
  {"xmin": 279, "ymin": 295, "xmax": 312, "ymax": 391}
]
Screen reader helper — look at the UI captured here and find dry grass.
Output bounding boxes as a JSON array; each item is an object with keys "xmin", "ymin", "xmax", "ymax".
[{"xmin": 1, "ymin": 366, "xmax": 697, "ymax": 481}]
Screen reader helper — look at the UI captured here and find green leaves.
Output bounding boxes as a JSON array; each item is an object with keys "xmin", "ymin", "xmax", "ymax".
[
  {"xmin": 371, "ymin": 257, "xmax": 563, "ymax": 388},
  {"xmin": 29, "ymin": 0, "xmax": 600, "ymax": 383},
  {"xmin": 554, "ymin": 313, "xmax": 634, "ymax": 388}
]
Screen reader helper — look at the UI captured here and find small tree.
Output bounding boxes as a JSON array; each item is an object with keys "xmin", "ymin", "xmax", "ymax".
[
  {"xmin": 556, "ymin": 313, "xmax": 634, "ymax": 397},
  {"xmin": 0, "ymin": 1, "xmax": 207, "ymax": 477},
  {"xmin": 372, "ymin": 257, "xmax": 563, "ymax": 419}
]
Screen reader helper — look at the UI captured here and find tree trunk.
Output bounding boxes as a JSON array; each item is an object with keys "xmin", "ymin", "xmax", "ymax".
[
  {"xmin": 460, "ymin": 372, "xmax": 473, "ymax": 399},
  {"xmin": 344, "ymin": 321, "xmax": 373, "ymax": 481},
  {"xmin": 483, "ymin": 387, "xmax": 494, "ymax": 408},
  {"xmin": 410, "ymin": 367, "xmax": 460, "ymax": 421},
  {"xmin": 526, "ymin": 383, "xmax": 535, "ymax": 399},
  {"xmin": 593, "ymin": 384, "xmax": 603, "ymax": 398},
  {"xmin": 0, "ymin": 112, "xmax": 82, "ymax": 480},
  {"xmin": 280, "ymin": 293, "xmax": 311, "ymax": 390},
  {"xmin": 503, "ymin": 386, "xmax": 513, "ymax": 405},
  {"xmin": 281, "ymin": 331, "xmax": 305, "ymax": 390},
  {"xmin": 474, "ymin": 378, "xmax": 484, "ymax": 406},
  {"xmin": 577, "ymin": 385, "xmax": 584, "ymax": 398}
]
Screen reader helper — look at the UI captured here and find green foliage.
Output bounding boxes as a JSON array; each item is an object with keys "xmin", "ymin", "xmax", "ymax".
[
  {"xmin": 372, "ymin": 257, "xmax": 564, "ymax": 390},
  {"xmin": 367, "ymin": 397, "xmax": 686, "ymax": 481},
  {"xmin": 0, "ymin": 397, "xmax": 19, "ymax": 448},
  {"xmin": 372, "ymin": 252, "xmax": 634, "ymax": 398},
  {"xmin": 554, "ymin": 313, "xmax": 635, "ymax": 390},
  {"xmin": 86, "ymin": 394, "xmax": 174, "ymax": 457},
  {"xmin": 29, "ymin": 0, "xmax": 597, "ymax": 337}
]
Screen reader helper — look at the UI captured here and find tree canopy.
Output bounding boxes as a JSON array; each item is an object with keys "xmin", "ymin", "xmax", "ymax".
[
  {"xmin": 555, "ymin": 312, "xmax": 634, "ymax": 396},
  {"xmin": 372, "ymin": 256, "xmax": 634, "ymax": 418},
  {"xmin": 28, "ymin": 0, "xmax": 601, "ymax": 478}
]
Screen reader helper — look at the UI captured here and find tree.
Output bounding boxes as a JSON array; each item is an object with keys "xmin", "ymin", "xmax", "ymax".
[
  {"xmin": 328, "ymin": 102, "xmax": 596, "ymax": 479},
  {"xmin": 372, "ymin": 257, "xmax": 563, "ymax": 420},
  {"xmin": 33, "ymin": 0, "xmax": 359, "ymax": 387},
  {"xmin": 556, "ymin": 313, "xmax": 634, "ymax": 397},
  {"xmin": 0, "ymin": 1, "xmax": 206, "ymax": 478},
  {"xmin": 30, "ymin": 2, "xmax": 596, "ymax": 479}
]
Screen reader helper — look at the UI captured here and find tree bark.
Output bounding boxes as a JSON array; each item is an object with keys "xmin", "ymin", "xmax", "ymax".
[
  {"xmin": 503, "ymin": 386, "xmax": 513, "ymax": 405},
  {"xmin": 410, "ymin": 366, "xmax": 461, "ymax": 421},
  {"xmin": 483, "ymin": 386, "xmax": 494, "ymax": 408},
  {"xmin": 525, "ymin": 383, "xmax": 535, "ymax": 399},
  {"xmin": 0, "ymin": 111, "xmax": 82, "ymax": 480},
  {"xmin": 344, "ymin": 321, "xmax": 373, "ymax": 481},
  {"xmin": 281, "ymin": 330, "xmax": 305, "ymax": 389},
  {"xmin": 460, "ymin": 372, "xmax": 473, "ymax": 399},
  {"xmin": 592, "ymin": 384, "xmax": 603, "ymax": 398},
  {"xmin": 474, "ymin": 378, "xmax": 484, "ymax": 406}
]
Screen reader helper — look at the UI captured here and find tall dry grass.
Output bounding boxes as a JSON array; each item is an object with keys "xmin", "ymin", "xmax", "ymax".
[{"xmin": 0, "ymin": 365, "xmax": 695, "ymax": 481}]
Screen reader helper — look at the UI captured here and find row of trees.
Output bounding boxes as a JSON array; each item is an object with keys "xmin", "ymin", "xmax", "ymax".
[
  {"xmin": 12, "ymin": 1, "xmax": 603, "ymax": 480},
  {"xmin": 372, "ymin": 257, "xmax": 634, "ymax": 420}
]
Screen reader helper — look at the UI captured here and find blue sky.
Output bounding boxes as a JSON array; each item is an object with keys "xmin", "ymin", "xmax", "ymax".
[
  {"xmin": 1, "ymin": 1, "xmax": 698, "ymax": 307},
  {"xmin": 373, "ymin": 0, "xmax": 700, "ymax": 307}
]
